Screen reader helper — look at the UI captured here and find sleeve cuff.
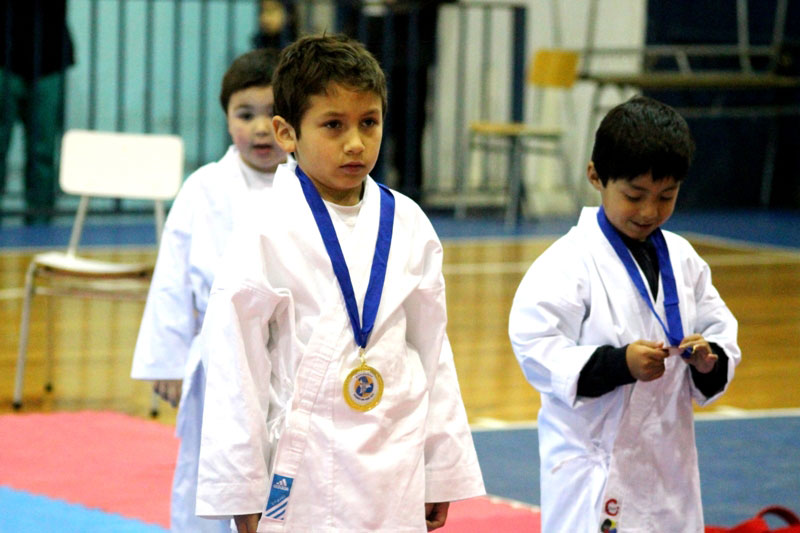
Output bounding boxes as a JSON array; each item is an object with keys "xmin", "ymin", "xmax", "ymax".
[
  {"xmin": 425, "ymin": 467, "xmax": 486, "ymax": 503},
  {"xmin": 689, "ymin": 342, "xmax": 729, "ymax": 398},
  {"xmin": 195, "ymin": 480, "xmax": 267, "ymax": 519}
]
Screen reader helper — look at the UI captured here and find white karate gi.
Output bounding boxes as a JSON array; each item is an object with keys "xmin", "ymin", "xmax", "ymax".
[
  {"xmin": 132, "ymin": 146, "xmax": 274, "ymax": 533},
  {"xmin": 509, "ymin": 207, "xmax": 740, "ymax": 533},
  {"xmin": 196, "ymin": 160, "xmax": 484, "ymax": 532}
]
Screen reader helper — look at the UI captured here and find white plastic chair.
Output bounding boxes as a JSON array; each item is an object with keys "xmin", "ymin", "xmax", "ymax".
[{"xmin": 13, "ymin": 129, "xmax": 184, "ymax": 414}]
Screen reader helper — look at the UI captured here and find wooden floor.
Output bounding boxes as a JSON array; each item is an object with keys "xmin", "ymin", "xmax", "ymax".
[{"xmin": 2, "ymin": 235, "xmax": 799, "ymax": 427}]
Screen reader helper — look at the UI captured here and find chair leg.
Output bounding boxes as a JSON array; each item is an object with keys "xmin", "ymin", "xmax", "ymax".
[
  {"xmin": 505, "ymin": 137, "xmax": 523, "ymax": 230},
  {"xmin": 150, "ymin": 390, "xmax": 160, "ymax": 418},
  {"xmin": 457, "ymin": 132, "xmax": 477, "ymax": 219},
  {"xmin": 45, "ymin": 293, "xmax": 55, "ymax": 392},
  {"xmin": 556, "ymin": 140, "xmax": 580, "ymax": 213},
  {"xmin": 583, "ymin": 84, "xmax": 604, "ymax": 195},
  {"xmin": 13, "ymin": 264, "xmax": 38, "ymax": 409}
]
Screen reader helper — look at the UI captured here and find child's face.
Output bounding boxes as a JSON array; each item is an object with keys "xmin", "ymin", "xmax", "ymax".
[
  {"xmin": 227, "ymin": 85, "xmax": 286, "ymax": 173},
  {"xmin": 588, "ymin": 163, "xmax": 680, "ymax": 241},
  {"xmin": 273, "ymin": 83, "xmax": 383, "ymax": 205}
]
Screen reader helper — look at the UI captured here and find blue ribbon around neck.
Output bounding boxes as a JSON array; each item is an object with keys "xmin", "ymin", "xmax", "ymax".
[
  {"xmin": 295, "ymin": 165, "xmax": 395, "ymax": 349},
  {"xmin": 596, "ymin": 206, "xmax": 690, "ymax": 358}
]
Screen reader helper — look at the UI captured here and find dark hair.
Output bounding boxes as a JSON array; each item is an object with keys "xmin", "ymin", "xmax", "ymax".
[
  {"xmin": 591, "ymin": 95, "xmax": 695, "ymax": 185},
  {"xmin": 273, "ymin": 33, "xmax": 387, "ymax": 137},
  {"xmin": 219, "ymin": 48, "xmax": 279, "ymax": 112}
]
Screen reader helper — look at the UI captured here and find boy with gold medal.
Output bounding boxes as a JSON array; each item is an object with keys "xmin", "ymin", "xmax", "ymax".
[{"xmin": 196, "ymin": 34, "xmax": 484, "ymax": 532}]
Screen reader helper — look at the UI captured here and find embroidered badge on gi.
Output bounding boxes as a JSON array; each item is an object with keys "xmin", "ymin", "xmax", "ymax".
[
  {"xmin": 600, "ymin": 497, "xmax": 621, "ymax": 531},
  {"xmin": 604, "ymin": 498, "xmax": 620, "ymax": 517},
  {"xmin": 600, "ymin": 518, "xmax": 618, "ymax": 532},
  {"xmin": 264, "ymin": 474, "xmax": 294, "ymax": 521}
]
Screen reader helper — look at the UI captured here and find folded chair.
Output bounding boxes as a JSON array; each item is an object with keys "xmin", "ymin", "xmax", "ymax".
[{"xmin": 13, "ymin": 129, "xmax": 184, "ymax": 413}]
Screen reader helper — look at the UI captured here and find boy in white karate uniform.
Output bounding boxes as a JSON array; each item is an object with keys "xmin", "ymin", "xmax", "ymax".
[
  {"xmin": 509, "ymin": 96, "xmax": 740, "ymax": 532},
  {"xmin": 131, "ymin": 49, "xmax": 286, "ymax": 533},
  {"xmin": 195, "ymin": 34, "xmax": 484, "ymax": 532}
]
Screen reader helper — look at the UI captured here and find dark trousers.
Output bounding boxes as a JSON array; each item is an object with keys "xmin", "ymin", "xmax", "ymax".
[
  {"xmin": 338, "ymin": 4, "xmax": 442, "ymax": 202},
  {"xmin": 0, "ymin": 69, "xmax": 64, "ymax": 224}
]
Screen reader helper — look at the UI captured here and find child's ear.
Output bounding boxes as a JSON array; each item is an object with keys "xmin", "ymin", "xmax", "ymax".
[
  {"xmin": 272, "ymin": 116, "xmax": 296, "ymax": 153},
  {"xmin": 587, "ymin": 162, "xmax": 603, "ymax": 191}
]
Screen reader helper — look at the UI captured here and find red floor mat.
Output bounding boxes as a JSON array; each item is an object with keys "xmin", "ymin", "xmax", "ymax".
[
  {"xmin": 0, "ymin": 411, "xmax": 540, "ymax": 531},
  {"xmin": 0, "ymin": 411, "xmax": 176, "ymax": 527},
  {"xmin": 444, "ymin": 496, "xmax": 541, "ymax": 532}
]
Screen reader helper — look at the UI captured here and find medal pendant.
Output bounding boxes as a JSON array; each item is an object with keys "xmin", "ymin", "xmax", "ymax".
[{"xmin": 343, "ymin": 359, "xmax": 383, "ymax": 412}]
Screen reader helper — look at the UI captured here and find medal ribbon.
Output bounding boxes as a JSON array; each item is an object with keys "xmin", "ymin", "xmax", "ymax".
[
  {"xmin": 596, "ymin": 207, "xmax": 689, "ymax": 358},
  {"xmin": 295, "ymin": 165, "xmax": 394, "ymax": 350}
]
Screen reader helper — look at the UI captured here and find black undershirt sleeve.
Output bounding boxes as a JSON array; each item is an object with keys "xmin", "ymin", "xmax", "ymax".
[
  {"xmin": 577, "ymin": 345, "xmax": 635, "ymax": 397},
  {"xmin": 689, "ymin": 342, "xmax": 729, "ymax": 397},
  {"xmin": 578, "ymin": 342, "xmax": 730, "ymax": 398}
]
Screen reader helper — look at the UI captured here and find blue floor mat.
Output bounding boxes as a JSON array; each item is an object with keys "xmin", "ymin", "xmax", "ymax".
[
  {"xmin": 0, "ymin": 487, "xmax": 168, "ymax": 533},
  {"xmin": 471, "ymin": 414, "xmax": 800, "ymax": 526},
  {"xmin": 2, "ymin": 209, "xmax": 799, "ymax": 250}
]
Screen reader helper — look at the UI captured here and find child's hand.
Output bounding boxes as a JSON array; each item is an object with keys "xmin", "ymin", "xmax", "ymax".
[
  {"xmin": 425, "ymin": 502, "xmax": 450, "ymax": 531},
  {"xmin": 679, "ymin": 334, "xmax": 718, "ymax": 374},
  {"xmin": 153, "ymin": 379, "xmax": 182, "ymax": 408},
  {"xmin": 234, "ymin": 513, "xmax": 260, "ymax": 533},
  {"xmin": 626, "ymin": 340, "xmax": 670, "ymax": 382}
]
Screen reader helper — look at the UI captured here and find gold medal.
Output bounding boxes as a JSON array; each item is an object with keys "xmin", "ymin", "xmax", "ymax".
[{"xmin": 343, "ymin": 350, "xmax": 383, "ymax": 412}]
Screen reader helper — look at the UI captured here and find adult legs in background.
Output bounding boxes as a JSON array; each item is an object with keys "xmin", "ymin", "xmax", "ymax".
[
  {"xmin": 388, "ymin": 63, "xmax": 429, "ymax": 202},
  {"xmin": 0, "ymin": 69, "xmax": 23, "ymax": 219},
  {"xmin": 22, "ymin": 73, "xmax": 64, "ymax": 226},
  {"xmin": 380, "ymin": 5, "xmax": 441, "ymax": 202},
  {"xmin": 338, "ymin": 3, "xmax": 446, "ymax": 200},
  {"xmin": 0, "ymin": 69, "xmax": 63, "ymax": 226}
]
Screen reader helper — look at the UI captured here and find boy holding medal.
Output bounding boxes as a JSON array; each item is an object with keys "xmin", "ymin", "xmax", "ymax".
[
  {"xmin": 195, "ymin": 34, "xmax": 484, "ymax": 532},
  {"xmin": 509, "ymin": 96, "xmax": 740, "ymax": 532}
]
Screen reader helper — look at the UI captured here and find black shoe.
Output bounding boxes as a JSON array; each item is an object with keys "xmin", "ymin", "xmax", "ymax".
[{"xmin": 24, "ymin": 213, "xmax": 53, "ymax": 226}]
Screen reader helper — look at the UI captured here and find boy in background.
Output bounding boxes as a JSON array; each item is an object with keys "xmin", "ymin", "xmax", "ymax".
[
  {"xmin": 509, "ymin": 96, "xmax": 740, "ymax": 532},
  {"xmin": 195, "ymin": 34, "xmax": 484, "ymax": 532},
  {"xmin": 131, "ymin": 48, "xmax": 286, "ymax": 533}
]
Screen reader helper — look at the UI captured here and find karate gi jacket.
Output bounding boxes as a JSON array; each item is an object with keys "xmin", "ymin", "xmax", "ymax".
[
  {"xmin": 132, "ymin": 146, "xmax": 272, "ymax": 533},
  {"xmin": 132, "ymin": 146, "xmax": 272, "ymax": 388},
  {"xmin": 195, "ymin": 161, "xmax": 484, "ymax": 532},
  {"xmin": 509, "ymin": 207, "xmax": 740, "ymax": 533}
]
